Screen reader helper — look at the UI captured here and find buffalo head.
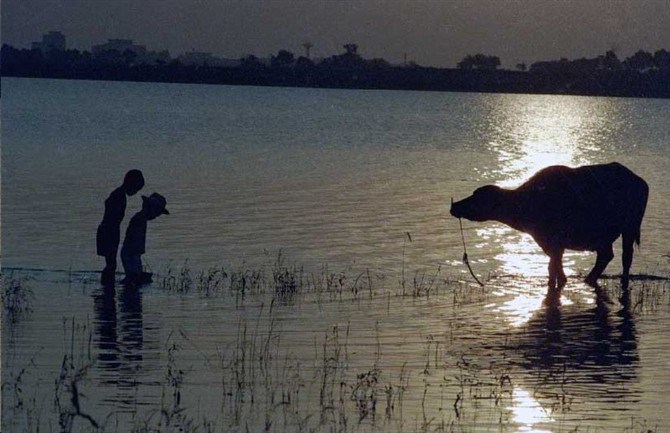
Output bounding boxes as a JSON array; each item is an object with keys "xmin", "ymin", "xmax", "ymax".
[{"xmin": 450, "ymin": 185, "xmax": 506, "ymax": 222}]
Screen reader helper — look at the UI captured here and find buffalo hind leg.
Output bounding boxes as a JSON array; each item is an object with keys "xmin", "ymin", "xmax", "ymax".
[
  {"xmin": 621, "ymin": 233, "xmax": 635, "ymax": 290},
  {"xmin": 585, "ymin": 244, "xmax": 614, "ymax": 288},
  {"xmin": 548, "ymin": 250, "xmax": 566, "ymax": 290}
]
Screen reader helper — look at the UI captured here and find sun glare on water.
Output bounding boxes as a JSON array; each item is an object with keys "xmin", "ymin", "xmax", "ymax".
[
  {"xmin": 479, "ymin": 96, "xmax": 606, "ymax": 326},
  {"xmin": 492, "ymin": 96, "xmax": 599, "ymax": 189},
  {"xmin": 509, "ymin": 388, "xmax": 554, "ymax": 433}
]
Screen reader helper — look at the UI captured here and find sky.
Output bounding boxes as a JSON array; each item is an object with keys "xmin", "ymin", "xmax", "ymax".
[{"xmin": 3, "ymin": 0, "xmax": 670, "ymax": 68}]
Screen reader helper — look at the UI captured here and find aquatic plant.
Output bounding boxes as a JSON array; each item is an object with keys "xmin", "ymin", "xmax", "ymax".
[
  {"xmin": 155, "ymin": 251, "xmax": 388, "ymax": 304},
  {"xmin": 351, "ymin": 367, "xmax": 381, "ymax": 422},
  {"xmin": 1, "ymin": 352, "xmax": 42, "ymax": 433},
  {"xmin": 196, "ymin": 267, "xmax": 226, "ymax": 296},
  {"xmin": 160, "ymin": 260, "xmax": 193, "ymax": 293},
  {"xmin": 2, "ymin": 274, "xmax": 34, "ymax": 323},
  {"xmin": 153, "ymin": 249, "xmax": 474, "ymax": 307},
  {"xmin": 54, "ymin": 319, "xmax": 98, "ymax": 433},
  {"xmin": 272, "ymin": 250, "xmax": 300, "ymax": 297},
  {"xmin": 150, "ymin": 334, "xmax": 200, "ymax": 433}
]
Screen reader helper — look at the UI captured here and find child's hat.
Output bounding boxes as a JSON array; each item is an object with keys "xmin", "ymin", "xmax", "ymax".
[{"xmin": 142, "ymin": 192, "xmax": 170, "ymax": 215}]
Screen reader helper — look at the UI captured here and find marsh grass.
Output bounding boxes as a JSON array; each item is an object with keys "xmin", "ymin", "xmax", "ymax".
[
  {"xmin": 3, "ymin": 254, "xmax": 667, "ymax": 433},
  {"xmin": 157, "ymin": 252, "xmax": 386, "ymax": 304},
  {"xmin": 627, "ymin": 280, "xmax": 669, "ymax": 314},
  {"xmin": 1, "ymin": 351, "xmax": 43, "ymax": 433},
  {"xmin": 53, "ymin": 318, "xmax": 99, "ymax": 433},
  {"xmin": 2, "ymin": 273, "xmax": 35, "ymax": 323},
  {"xmin": 156, "ymin": 251, "xmax": 483, "ymax": 308},
  {"xmin": 146, "ymin": 334, "xmax": 200, "ymax": 433}
]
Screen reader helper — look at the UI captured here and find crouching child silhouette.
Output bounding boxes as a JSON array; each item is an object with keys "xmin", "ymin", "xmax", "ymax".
[
  {"xmin": 121, "ymin": 193, "xmax": 170, "ymax": 287},
  {"xmin": 97, "ymin": 170, "xmax": 145, "ymax": 285}
]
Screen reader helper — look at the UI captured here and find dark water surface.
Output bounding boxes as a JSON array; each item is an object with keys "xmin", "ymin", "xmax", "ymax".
[{"xmin": 3, "ymin": 78, "xmax": 670, "ymax": 432}]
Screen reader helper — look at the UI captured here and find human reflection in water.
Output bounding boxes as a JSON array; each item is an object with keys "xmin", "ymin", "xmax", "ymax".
[
  {"xmin": 118, "ymin": 285, "xmax": 144, "ymax": 366},
  {"xmin": 92, "ymin": 284, "xmax": 144, "ymax": 406},
  {"xmin": 515, "ymin": 286, "xmax": 638, "ymax": 400},
  {"xmin": 92, "ymin": 286, "xmax": 120, "ymax": 375}
]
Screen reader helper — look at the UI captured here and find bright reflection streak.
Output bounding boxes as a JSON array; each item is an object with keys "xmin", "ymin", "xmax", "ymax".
[
  {"xmin": 509, "ymin": 388, "xmax": 553, "ymax": 433},
  {"xmin": 489, "ymin": 228, "xmax": 548, "ymax": 277},
  {"xmin": 476, "ymin": 96, "xmax": 605, "ymax": 326},
  {"xmin": 477, "ymin": 225, "xmax": 588, "ymax": 279},
  {"xmin": 491, "ymin": 96, "xmax": 597, "ymax": 189},
  {"xmin": 498, "ymin": 292, "xmax": 574, "ymax": 327},
  {"xmin": 497, "ymin": 143, "xmax": 577, "ymax": 189},
  {"xmin": 499, "ymin": 293, "xmax": 545, "ymax": 327},
  {"xmin": 485, "ymin": 99, "xmax": 595, "ymax": 280}
]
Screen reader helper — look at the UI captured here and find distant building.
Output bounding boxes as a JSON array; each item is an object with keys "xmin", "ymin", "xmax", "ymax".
[
  {"xmin": 177, "ymin": 51, "xmax": 214, "ymax": 66},
  {"xmin": 143, "ymin": 50, "xmax": 172, "ymax": 65},
  {"xmin": 177, "ymin": 51, "xmax": 240, "ymax": 67},
  {"xmin": 90, "ymin": 38, "xmax": 172, "ymax": 65},
  {"xmin": 31, "ymin": 31, "xmax": 66, "ymax": 52},
  {"xmin": 92, "ymin": 39, "xmax": 147, "ymax": 58}
]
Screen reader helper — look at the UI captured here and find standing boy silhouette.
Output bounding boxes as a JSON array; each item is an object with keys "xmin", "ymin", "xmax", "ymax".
[{"xmin": 97, "ymin": 170, "xmax": 145, "ymax": 285}]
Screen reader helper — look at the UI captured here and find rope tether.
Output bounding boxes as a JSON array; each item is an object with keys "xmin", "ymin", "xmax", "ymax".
[{"xmin": 458, "ymin": 216, "xmax": 485, "ymax": 287}]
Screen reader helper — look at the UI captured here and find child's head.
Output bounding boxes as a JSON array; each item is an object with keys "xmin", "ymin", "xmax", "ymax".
[
  {"xmin": 141, "ymin": 193, "xmax": 170, "ymax": 220},
  {"xmin": 123, "ymin": 170, "xmax": 145, "ymax": 196}
]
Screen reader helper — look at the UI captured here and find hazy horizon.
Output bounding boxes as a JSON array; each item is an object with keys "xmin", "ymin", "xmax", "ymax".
[{"xmin": 3, "ymin": 0, "xmax": 670, "ymax": 68}]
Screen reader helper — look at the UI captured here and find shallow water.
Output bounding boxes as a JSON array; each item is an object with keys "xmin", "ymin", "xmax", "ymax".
[
  {"xmin": 4, "ymin": 269, "xmax": 669, "ymax": 432},
  {"xmin": 3, "ymin": 78, "xmax": 670, "ymax": 431}
]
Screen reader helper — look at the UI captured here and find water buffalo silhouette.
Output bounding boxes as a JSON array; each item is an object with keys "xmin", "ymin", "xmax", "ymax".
[{"xmin": 450, "ymin": 162, "xmax": 648, "ymax": 290}]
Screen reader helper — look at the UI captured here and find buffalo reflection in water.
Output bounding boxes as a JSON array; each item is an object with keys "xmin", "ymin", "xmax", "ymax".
[{"xmin": 510, "ymin": 288, "xmax": 639, "ymax": 404}]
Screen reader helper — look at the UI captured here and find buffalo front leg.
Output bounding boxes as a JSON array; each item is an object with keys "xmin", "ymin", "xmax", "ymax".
[
  {"xmin": 585, "ymin": 244, "xmax": 614, "ymax": 288},
  {"xmin": 621, "ymin": 233, "xmax": 635, "ymax": 290},
  {"xmin": 548, "ymin": 250, "xmax": 566, "ymax": 290}
]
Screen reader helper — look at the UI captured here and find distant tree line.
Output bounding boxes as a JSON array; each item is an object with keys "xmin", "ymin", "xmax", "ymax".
[
  {"xmin": 2, "ymin": 43, "xmax": 670, "ymax": 98},
  {"xmin": 526, "ymin": 49, "xmax": 670, "ymax": 96}
]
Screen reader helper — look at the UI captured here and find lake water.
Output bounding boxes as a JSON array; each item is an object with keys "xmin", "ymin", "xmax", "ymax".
[{"xmin": 3, "ymin": 77, "xmax": 670, "ymax": 432}]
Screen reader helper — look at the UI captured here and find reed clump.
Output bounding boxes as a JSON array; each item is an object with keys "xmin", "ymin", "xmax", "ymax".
[
  {"xmin": 157, "ymin": 252, "xmax": 386, "ymax": 303},
  {"xmin": 2, "ymin": 273, "xmax": 34, "ymax": 323},
  {"xmin": 1, "ymin": 352, "xmax": 42, "ymax": 433},
  {"xmin": 156, "ymin": 250, "xmax": 483, "ymax": 307},
  {"xmin": 54, "ymin": 318, "xmax": 99, "ymax": 433}
]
